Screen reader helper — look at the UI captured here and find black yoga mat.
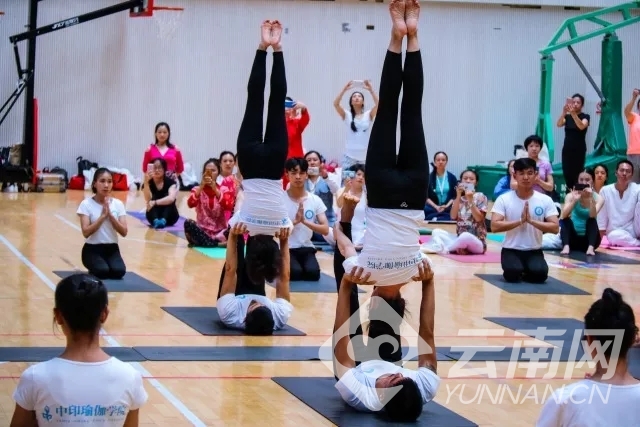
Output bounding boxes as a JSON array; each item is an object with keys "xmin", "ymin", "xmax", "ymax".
[
  {"xmin": 53, "ymin": 271, "xmax": 169, "ymax": 293},
  {"xmin": 0, "ymin": 347, "xmax": 145, "ymax": 362},
  {"xmin": 266, "ymin": 272, "xmax": 364, "ymax": 293},
  {"xmin": 545, "ymin": 250, "xmax": 640, "ymax": 265},
  {"xmin": 476, "ymin": 273, "xmax": 590, "ymax": 295}
]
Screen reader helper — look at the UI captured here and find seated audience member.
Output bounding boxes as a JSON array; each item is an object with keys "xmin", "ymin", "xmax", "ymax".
[
  {"xmin": 524, "ymin": 135, "xmax": 554, "ymax": 195},
  {"xmin": 303, "ymin": 150, "xmax": 340, "ymax": 242},
  {"xmin": 218, "ymin": 150, "xmax": 237, "ymax": 181},
  {"xmin": 625, "ymin": 89, "xmax": 640, "ymax": 182},
  {"xmin": 217, "ymin": 223, "xmax": 293, "ymax": 335},
  {"xmin": 77, "ymin": 168, "xmax": 128, "ymax": 280},
  {"xmin": 142, "ymin": 121, "xmax": 184, "ymax": 182},
  {"xmin": 332, "ymin": 261, "xmax": 439, "ymax": 421},
  {"xmin": 285, "ymin": 157, "xmax": 330, "ymax": 281},
  {"xmin": 536, "ymin": 288, "xmax": 640, "ymax": 426},
  {"xmin": 336, "ymin": 164, "xmax": 367, "ymax": 248},
  {"xmin": 143, "ymin": 157, "xmax": 180, "ymax": 229},
  {"xmin": 424, "ymin": 151, "xmax": 458, "ymax": 221},
  {"xmin": 541, "ymin": 205, "xmax": 563, "ymax": 250},
  {"xmin": 559, "ymin": 168, "xmax": 604, "ymax": 255},
  {"xmin": 184, "ymin": 158, "xmax": 235, "ymax": 247},
  {"xmin": 11, "ymin": 273, "xmax": 147, "ymax": 426},
  {"xmin": 493, "ymin": 159, "xmax": 517, "ymax": 200},
  {"xmin": 427, "ymin": 169, "xmax": 488, "ymax": 255},
  {"xmin": 597, "ymin": 160, "xmax": 640, "ymax": 247},
  {"xmin": 490, "ymin": 158, "xmax": 559, "ymax": 283},
  {"xmin": 593, "ymin": 163, "xmax": 608, "ymax": 194}
]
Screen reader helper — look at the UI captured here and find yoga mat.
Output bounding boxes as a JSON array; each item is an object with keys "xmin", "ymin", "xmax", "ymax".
[
  {"xmin": 441, "ymin": 252, "xmax": 501, "ymax": 263},
  {"xmin": 0, "ymin": 347, "xmax": 145, "ymax": 362},
  {"xmin": 194, "ymin": 245, "xmax": 246, "ymax": 259},
  {"xmin": 486, "ymin": 234, "xmax": 505, "ymax": 243},
  {"xmin": 442, "ymin": 345, "xmax": 583, "ymax": 363},
  {"xmin": 313, "ymin": 241, "xmax": 334, "ymax": 252},
  {"xmin": 267, "ymin": 272, "xmax": 365, "ymax": 293},
  {"xmin": 133, "ymin": 346, "xmax": 327, "ymax": 361},
  {"xmin": 599, "ymin": 236, "xmax": 640, "ymax": 250},
  {"xmin": 272, "ymin": 377, "xmax": 478, "ymax": 427},
  {"xmin": 545, "ymin": 250, "xmax": 640, "ymax": 265},
  {"xmin": 484, "ymin": 317, "xmax": 585, "ymax": 345},
  {"xmin": 127, "ymin": 210, "xmax": 186, "ymax": 231},
  {"xmin": 475, "ymin": 273, "xmax": 590, "ymax": 295},
  {"xmin": 419, "ymin": 235, "xmax": 431, "ymax": 244},
  {"xmin": 419, "ymin": 228, "xmax": 433, "ymax": 235},
  {"xmin": 53, "ymin": 271, "xmax": 169, "ymax": 293},
  {"xmin": 161, "ymin": 306, "xmax": 306, "ymax": 336}
]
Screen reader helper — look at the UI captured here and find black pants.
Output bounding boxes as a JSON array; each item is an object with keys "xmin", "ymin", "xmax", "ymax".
[
  {"xmin": 236, "ymin": 50, "xmax": 288, "ymax": 180},
  {"xmin": 365, "ymin": 50, "xmax": 428, "ymax": 210},
  {"xmin": 501, "ymin": 248, "xmax": 548, "ymax": 283},
  {"xmin": 146, "ymin": 203, "xmax": 180, "ymax": 226},
  {"xmin": 184, "ymin": 219, "xmax": 219, "ymax": 248},
  {"xmin": 290, "ymin": 247, "xmax": 320, "ymax": 281},
  {"xmin": 81, "ymin": 243, "xmax": 126, "ymax": 280},
  {"xmin": 561, "ymin": 145, "xmax": 586, "ymax": 191},
  {"xmin": 560, "ymin": 217, "xmax": 601, "ymax": 251},
  {"xmin": 217, "ymin": 234, "xmax": 265, "ymax": 300}
]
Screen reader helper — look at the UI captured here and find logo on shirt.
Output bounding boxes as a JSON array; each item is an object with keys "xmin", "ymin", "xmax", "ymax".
[
  {"xmin": 400, "ymin": 202, "xmax": 408, "ymax": 208},
  {"xmin": 304, "ymin": 209, "xmax": 314, "ymax": 220},
  {"xmin": 42, "ymin": 406, "xmax": 53, "ymax": 421},
  {"xmin": 534, "ymin": 206, "xmax": 544, "ymax": 216}
]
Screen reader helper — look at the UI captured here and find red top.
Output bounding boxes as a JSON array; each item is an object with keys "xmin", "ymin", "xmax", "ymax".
[
  {"xmin": 142, "ymin": 144, "xmax": 185, "ymax": 176},
  {"xmin": 283, "ymin": 110, "xmax": 310, "ymax": 188}
]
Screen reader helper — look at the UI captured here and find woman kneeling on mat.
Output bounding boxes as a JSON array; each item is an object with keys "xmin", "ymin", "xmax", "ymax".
[
  {"xmin": 334, "ymin": 0, "xmax": 431, "ymax": 317},
  {"xmin": 559, "ymin": 168, "xmax": 604, "ymax": 256},
  {"xmin": 184, "ymin": 158, "xmax": 236, "ymax": 247},
  {"xmin": 426, "ymin": 169, "xmax": 488, "ymax": 255},
  {"xmin": 227, "ymin": 19, "xmax": 293, "ymax": 286},
  {"xmin": 11, "ymin": 273, "xmax": 148, "ymax": 425},
  {"xmin": 77, "ymin": 168, "xmax": 128, "ymax": 280},
  {"xmin": 143, "ymin": 157, "xmax": 180, "ymax": 229}
]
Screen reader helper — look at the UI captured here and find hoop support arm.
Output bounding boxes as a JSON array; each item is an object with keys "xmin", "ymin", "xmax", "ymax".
[
  {"xmin": 0, "ymin": 71, "xmax": 33, "ymax": 128},
  {"xmin": 9, "ymin": 0, "xmax": 143, "ymax": 43}
]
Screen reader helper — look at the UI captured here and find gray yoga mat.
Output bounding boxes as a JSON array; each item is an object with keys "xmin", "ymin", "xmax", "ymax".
[
  {"xmin": 0, "ymin": 347, "xmax": 145, "ymax": 362},
  {"xmin": 442, "ymin": 345, "xmax": 584, "ymax": 363},
  {"xmin": 475, "ymin": 273, "xmax": 590, "ymax": 295},
  {"xmin": 272, "ymin": 377, "xmax": 478, "ymax": 427},
  {"xmin": 161, "ymin": 306, "xmax": 306, "ymax": 336},
  {"xmin": 53, "ymin": 271, "xmax": 169, "ymax": 293},
  {"xmin": 545, "ymin": 250, "xmax": 640, "ymax": 265},
  {"xmin": 267, "ymin": 272, "xmax": 364, "ymax": 293}
]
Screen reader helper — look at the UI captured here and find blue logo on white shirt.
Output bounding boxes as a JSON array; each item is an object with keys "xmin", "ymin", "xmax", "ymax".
[
  {"xmin": 534, "ymin": 206, "xmax": 543, "ymax": 216},
  {"xmin": 304, "ymin": 210, "xmax": 314, "ymax": 220}
]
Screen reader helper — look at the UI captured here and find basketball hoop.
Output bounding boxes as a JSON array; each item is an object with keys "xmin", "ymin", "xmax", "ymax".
[{"xmin": 130, "ymin": 0, "xmax": 183, "ymax": 42}]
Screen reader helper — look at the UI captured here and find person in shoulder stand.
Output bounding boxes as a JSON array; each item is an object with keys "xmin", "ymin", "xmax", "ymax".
[
  {"xmin": 11, "ymin": 273, "xmax": 147, "ymax": 427},
  {"xmin": 490, "ymin": 158, "xmax": 559, "ymax": 283},
  {"xmin": 285, "ymin": 157, "xmax": 330, "ymax": 281},
  {"xmin": 77, "ymin": 168, "xmax": 128, "ymax": 280},
  {"xmin": 217, "ymin": 223, "xmax": 293, "ymax": 335}
]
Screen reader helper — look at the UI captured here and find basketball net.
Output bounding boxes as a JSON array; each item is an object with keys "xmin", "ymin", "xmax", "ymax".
[{"xmin": 153, "ymin": 7, "xmax": 183, "ymax": 42}]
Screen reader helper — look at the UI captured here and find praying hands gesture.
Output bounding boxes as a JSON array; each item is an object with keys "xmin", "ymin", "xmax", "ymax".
[
  {"xmin": 520, "ymin": 201, "xmax": 530, "ymax": 225},
  {"xmin": 293, "ymin": 202, "xmax": 305, "ymax": 225}
]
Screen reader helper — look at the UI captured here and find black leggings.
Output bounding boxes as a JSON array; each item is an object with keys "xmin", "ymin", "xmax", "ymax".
[
  {"xmin": 217, "ymin": 234, "xmax": 265, "ymax": 299},
  {"xmin": 184, "ymin": 219, "xmax": 219, "ymax": 248},
  {"xmin": 561, "ymin": 217, "xmax": 601, "ymax": 251},
  {"xmin": 290, "ymin": 247, "xmax": 320, "ymax": 281},
  {"xmin": 146, "ymin": 203, "xmax": 180, "ymax": 227},
  {"xmin": 365, "ymin": 50, "xmax": 428, "ymax": 210},
  {"xmin": 561, "ymin": 145, "xmax": 586, "ymax": 191},
  {"xmin": 501, "ymin": 248, "xmax": 548, "ymax": 283},
  {"xmin": 236, "ymin": 50, "xmax": 288, "ymax": 180},
  {"xmin": 82, "ymin": 243, "xmax": 126, "ymax": 280}
]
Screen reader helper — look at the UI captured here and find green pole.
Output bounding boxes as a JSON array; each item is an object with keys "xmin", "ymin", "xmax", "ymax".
[{"xmin": 536, "ymin": 55, "xmax": 555, "ymax": 162}]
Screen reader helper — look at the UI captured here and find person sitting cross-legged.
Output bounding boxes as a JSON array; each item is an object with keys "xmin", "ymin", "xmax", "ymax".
[
  {"xmin": 216, "ymin": 223, "xmax": 293, "ymax": 335},
  {"xmin": 490, "ymin": 157, "xmax": 559, "ymax": 283}
]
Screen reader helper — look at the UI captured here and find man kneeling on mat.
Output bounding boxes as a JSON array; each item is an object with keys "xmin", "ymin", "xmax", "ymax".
[
  {"xmin": 331, "ymin": 263, "xmax": 440, "ymax": 422},
  {"xmin": 217, "ymin": 223, "xmax": 293, "ymax": 335}
]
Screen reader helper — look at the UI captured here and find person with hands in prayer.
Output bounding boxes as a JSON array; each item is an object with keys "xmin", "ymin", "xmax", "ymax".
[{"xmin": 216, "ymin": 223, "xmax": 293, "ymax": 335}]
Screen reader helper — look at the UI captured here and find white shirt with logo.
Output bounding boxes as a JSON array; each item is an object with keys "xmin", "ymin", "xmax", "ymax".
[
  {"xmin": 285, "ymin": 192, "xmax": 327, "ymax": 249},
  {"xmin": 217, "ymin": 293, "xmax": 293, "ymax": 330}
]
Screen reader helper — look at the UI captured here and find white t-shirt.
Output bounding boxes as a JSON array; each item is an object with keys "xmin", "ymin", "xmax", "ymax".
[
  {"xmin": 335, "ymin": 360, "xmax": 441, "ymax": 412},
  {"xmin": 344, "ymin": 110, "xmax": 372, "ymax": 162},
  {"xmin": 536, "ymin": 380, "xmax": 640, "ymax": 427},
  {"xmin": 13, "ymin": 357, "xmax": 148, "ymax": 426},
  {"xmin": 228, "ymin": 178, "xmax": 293, "ymax": 236},
  {"xmin": 351, "ymin": 192, "xmax": 367, "ymax": 247},
  {"xmin": 285, "ymin": 192, "xmax": 327, "ymax": 249},
  {"xmin": 490, "ymin": 191, "xmax": 558, "ymax": 250},
  {"xmin": 77, "ymin": 197, "xmax": 127, "ymax": 245},
  {"xmin": 343, "ymin": 208, "xmax": 430, "ymax": 286},
  {"xmin": 597, "ymin": 183, "xmax": 640, "ymax": 235},
  {"xmin": 217, "ymin": 293, "xmax": 293, "ymax": 330}
]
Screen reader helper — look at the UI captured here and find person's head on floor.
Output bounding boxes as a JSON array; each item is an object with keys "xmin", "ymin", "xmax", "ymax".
[
  {"xmin": 244, "ymin": 300, "xmax": 274, "ymax": 335},
  {"xmin": 512, "ymin": 157, "xmax": 537, "ymax": 189},
  {"xmin": 91, "ymin": 168, "xmax": 113, "ymax": 197},
  {"xmin": 584, "ymin": 287, "xmax": 637, "ymax": 364},
  {"xmin": 54, "ymin": 273, "xmax": 109, "ymax": 343},
  {"xmin": 285, "ymin": 157, "xmax": 308, "ymax": 189},
  {"xmin": 245, "ymin": 235, "xmax": 281, "ymax": 288},
  {"xmin": 375, "ymin": 373, "xmax": 423, "ymax": 422}
]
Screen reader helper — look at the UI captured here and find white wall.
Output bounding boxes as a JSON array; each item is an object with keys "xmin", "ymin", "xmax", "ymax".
[{"xmin": 0, "ymin": 0, "xmax": 639, "ymax": 178}]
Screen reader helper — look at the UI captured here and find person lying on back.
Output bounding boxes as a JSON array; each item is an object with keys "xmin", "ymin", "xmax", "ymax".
[{"xmin": 217, "ymin": 223, "xmax": 293, "ymax": 335}]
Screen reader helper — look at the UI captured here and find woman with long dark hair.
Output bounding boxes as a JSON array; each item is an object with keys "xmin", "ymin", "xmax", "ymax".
[
  {"xmin": 141, "ymin": 122, "xmax": 184, "ymax": 182},
  {"xmin": 557, "ymin": 93, "xmax": 590, "ymax": 190}
]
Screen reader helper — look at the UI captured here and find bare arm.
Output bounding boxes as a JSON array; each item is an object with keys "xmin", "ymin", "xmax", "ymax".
[
  {"xmin": 78, "ymin": 213, "xmax": 107, "ymax": 239},
  {"xmin": 218, "ymin": 230, "xmax": 239, "ymax": 297},
  {"xmin": 569, "ymin": 111, "xmax": 589, "ymax": 130},
  {"xmin": 560, "ymin": 193, "xmax": 578, "ymax": 219},
  {"xmin": 528, "ymin": 215, "xmax": 560, "ymax": 235},
  {"xmin": 122, "ymin": 409, "xmax": 140, "ymax": 427},
  {"xmin": 624, "ymin": 91, "xmax": 639, "ymax": 122},
  {"xmin": 490, "ymin": 213, "xmax": 523, "ymax": 233},
  {"xmin": 109, "ymin": 213, "xmax": 128, "ymax": 237},
  {"xmin": 556, "ymin": 108, "xmax": 567, "ymax": 127},
  {"xmin": 303, "ymin": 212, "xmax": 329, "ymax": 236},
  {"xmin": 333, "ymin": 83, "xmax": 351, "ymax": 120},
  {"xmin": 155, "ymin": 184, "xmax": 178, "ymax": 206},
  {"xmin": 142, "ymin": 175, "xmax": 152, "ymax": 203},
  {"xmin": 417, "ymin": 274, "xmax": 437, "ymax": 373},
  {"xmin": 275, "ymin": 231, "xmax": 291, "ymax": 302},
  {"xmin": 10, "ymin": 405, "xmax": 38, "ymax": 427},
  {"xmin": 333, "ymin": 277, "xmax": 357, "ymax": 379}
]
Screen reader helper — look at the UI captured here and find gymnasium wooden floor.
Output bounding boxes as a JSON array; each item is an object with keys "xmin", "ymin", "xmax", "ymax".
[{"xmin": 0, "ymin": 190, "xmax": 638, "ymax": 426}]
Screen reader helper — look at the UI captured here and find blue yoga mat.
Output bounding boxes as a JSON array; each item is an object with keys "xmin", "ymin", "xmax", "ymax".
[{"xmin": 476, "ymin": 273, "xmax": 590, "ymax": 295}]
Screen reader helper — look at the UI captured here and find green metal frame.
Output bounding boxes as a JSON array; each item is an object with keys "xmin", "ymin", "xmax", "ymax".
[{"xmin": 536, "ymin": 1, "xmax": 640, "ymax": 162}]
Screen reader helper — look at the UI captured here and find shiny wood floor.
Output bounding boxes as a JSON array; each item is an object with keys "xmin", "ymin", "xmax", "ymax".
[{"xmin": 0, "ymin": 190, "xmax": 638, "ymax": 426}]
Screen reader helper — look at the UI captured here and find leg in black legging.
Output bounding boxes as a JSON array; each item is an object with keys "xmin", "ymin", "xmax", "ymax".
[
  {"xmin": 81, "ymin": 244, "xmax": 110, "ymax": 279},
  {"xmin": 585, "ymin": 218, "xmax": 601, "ymax": 251},
  {"xmin": 236, "ymin": 50, "xmax": 267, "ymax": 162},
  {"xmin": 262, "ymin": 50, "xmax": 288, "ymax": 177},
  {"xmin": 103, "ymin": 244, "xmax": 126, "ymax": 279}
]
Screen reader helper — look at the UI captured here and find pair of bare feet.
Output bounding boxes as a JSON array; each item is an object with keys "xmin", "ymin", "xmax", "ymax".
[
  {"xmin": 390, "ymin": 0, "xmax": 420, "ymax": 39},
  {"xmin": 259, "ymin": 20, "xmax": 283, "ymax": 51}
]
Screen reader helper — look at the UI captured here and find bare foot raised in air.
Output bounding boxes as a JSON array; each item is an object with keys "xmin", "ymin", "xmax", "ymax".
[
  {"xmin": 340, "ymin": 194, "xmax": 360, "ymax": 223},
  {"xmin": 404, "ymin": 0, "xmax": 420, "ymax": 36},
  {"xmin": 260, "ymin": 20, "xmax": 272, "ymax": 50},
  {"xmin": 389, "ymin": 0, "xmax": 407, "ymax": 39},
  {"xmin": 270, "ymin": 20, "xmax": 283, "ymax": 51}
]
